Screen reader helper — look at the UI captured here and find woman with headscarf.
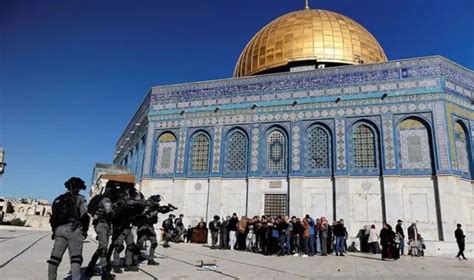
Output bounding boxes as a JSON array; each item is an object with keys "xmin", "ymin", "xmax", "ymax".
[{"xmin": 380, "ymin": 223, "xmax": 396, "ymax": 260}]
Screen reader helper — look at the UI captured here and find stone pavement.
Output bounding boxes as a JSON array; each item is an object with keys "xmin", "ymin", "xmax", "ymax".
[{"xmin": 0, "ymin": 227, "xmax": 472, "ymax": 280}]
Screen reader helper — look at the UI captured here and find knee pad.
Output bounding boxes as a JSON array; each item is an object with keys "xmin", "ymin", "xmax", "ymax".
[
  {"xmin": 70, "ymin": 255, "xmax": 83, "ymax": 265},
  {"xmin": 115, "ymin": 244, "xmax": 125, "ymax": 254},
  {"xmin": 47, "ymin": 255, "xmax": 62, "ymax": 267}
]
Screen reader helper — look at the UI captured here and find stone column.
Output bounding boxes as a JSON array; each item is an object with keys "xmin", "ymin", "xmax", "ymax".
[
  {"xmin": 289, "ymin": 177, "xmax": 304, "ymax": 217},
  {"xmin": 383, "ymin": 176, "xmax": 402, "ymax": 224},
  {"xmin": 334, "ymin": 176, "xmax": 350, "ymax": 221},
  {"xmin": 207, "ymin": 178, "xmax": 223, "ymax": 221}
]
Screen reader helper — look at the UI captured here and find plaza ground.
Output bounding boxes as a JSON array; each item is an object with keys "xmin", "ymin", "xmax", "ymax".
[{"xmin": 0, "ymin": 226, "xmax": 472, "ymax": 280}]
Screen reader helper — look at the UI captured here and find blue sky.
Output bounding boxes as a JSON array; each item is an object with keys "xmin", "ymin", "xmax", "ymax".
[{"xmin": 1, "ymin": 0, "xmax": 473, "ymax": 201}]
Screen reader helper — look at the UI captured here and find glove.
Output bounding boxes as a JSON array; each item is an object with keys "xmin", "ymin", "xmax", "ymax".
[{"xmin": 51, "ymin": 233, "xmax": 55, "ymax": 240}]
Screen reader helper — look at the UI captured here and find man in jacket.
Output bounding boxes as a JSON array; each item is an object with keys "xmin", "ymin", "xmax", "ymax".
[
  {"xmin": 209, "ymin": 215, "xmax": 221, "ymax": 249},
  {"xmin": 333, "ymin": 219, "xmax": 346, "ymax": 256},
  {"xmin": 395, "ymin": 219, "xmax": 405, "ymax": 255},
  {"xmin": 455, "ymin": 224, "xmax": 467, "ymax": 260}
]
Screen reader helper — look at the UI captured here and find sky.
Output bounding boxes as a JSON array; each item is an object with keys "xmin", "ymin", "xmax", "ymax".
[{"xmin": 1, "ymin": 0, "xmax": 473, "ymax": 201}]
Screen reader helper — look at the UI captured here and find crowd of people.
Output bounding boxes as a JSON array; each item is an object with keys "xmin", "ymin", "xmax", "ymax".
[
  {"xmin": 203, "ymin": 213, "xmax": 349, "ymax": 257},
  {"xmin": 198, "ymin": 214, "xmax": 467, "ymax": 262}
]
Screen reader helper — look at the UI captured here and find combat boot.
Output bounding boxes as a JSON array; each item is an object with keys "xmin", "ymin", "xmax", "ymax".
[
  {"xmin": 147, "ymin": 259, "xmax": 159, "ymax": 265},
  {"xmin": 124, "ymin": 265, "xmax": 139, "ymax": 272},
  {"xmin": 84, "ymin": 266, "xmax": 95, "ymax": 278},
  {"xmin": 112, "ymin": 267, "xmax": 122, "ymax": 274},
  {"xmin": 101, "ymin": 269, "xmax": 115, "ymax": 280}
]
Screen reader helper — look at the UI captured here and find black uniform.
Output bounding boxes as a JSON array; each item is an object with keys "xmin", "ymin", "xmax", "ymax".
[
  {"xmin": 455, "ymin": 226, "xmax": 467, "ymax": 259},
  {"xmin": 137, "ymin": 207, "xmax": 159, "ymax": 264},
  {"xmin": 47, "ymin": 177, "xmax": 89, "ymax": 280},
  {"xmin": 110, "ymin": 192, "xmax": 141, "ymax": 273}
]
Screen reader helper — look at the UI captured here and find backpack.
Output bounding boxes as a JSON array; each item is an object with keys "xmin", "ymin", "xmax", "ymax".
[
  {"xmin": 87, "ymin": 194, "xmax": 104, "ymax": 216},
  {"xmin": 50, "ymin": 193, "xmax": 78, "ymax": 230}
]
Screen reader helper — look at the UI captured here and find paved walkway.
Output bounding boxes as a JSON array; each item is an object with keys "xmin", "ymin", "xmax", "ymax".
[{"xmin": 0, "ymin": 227, "xmax": 472, "ymax": 279}]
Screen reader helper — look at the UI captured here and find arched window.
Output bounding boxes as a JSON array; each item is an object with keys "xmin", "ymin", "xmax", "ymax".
[
  {"xmin": 454, "ymin": 122, "xmax": 470, "ymax": 174},
  {"xmin": 353, "ymin": 125, "xmax": 376, "ymax": 169},
  {"xmin": 155, "ymin": 132, "xmax": 177, "ymax": 174},
  {"xmin": 224, "ymin": 130, "xmax": 248, "ymax": 174},
  {"xmin": 306, "ymin": 126, "xmax": 330, "ymax": 170},
  {"xmin": 266, "ymin": 130, "xmax": 287, "ymax": 172},
  {"xmin": 398, "ymin": 119, "xmax": 431, "ymax": 169},
  {"xmin": 190, "ymin": 133, "xmax": 210, "ymax": 173}
]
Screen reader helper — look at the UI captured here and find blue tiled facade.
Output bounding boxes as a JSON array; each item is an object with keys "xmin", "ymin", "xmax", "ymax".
[{"xmin": 114, "ymin": 56, "xmax": 473, "ymax": 182}]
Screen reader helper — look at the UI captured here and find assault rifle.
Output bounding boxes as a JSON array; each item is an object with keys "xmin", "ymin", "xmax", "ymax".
[{"xmin": 157, "ymin": 203, "xmax": 178, "ymax": 214}]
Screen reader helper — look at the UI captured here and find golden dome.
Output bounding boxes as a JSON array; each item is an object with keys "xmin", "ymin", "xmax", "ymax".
[{"xmin": 234, "ymin": 9, "xmax": 387, "ymax": 77}]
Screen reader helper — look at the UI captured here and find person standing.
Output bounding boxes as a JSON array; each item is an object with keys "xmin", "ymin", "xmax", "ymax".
[
  {"xmin": 209, "ymin": 215, "xmax": 221, "ymax": 249},
  {"xmin": 368, "ymin": 224, "xmax": 379, "ymax": 254},
  {"xmin": 334, "ymin": 219, "xmax": 346, "ymax": 256},
  {"xmin": 84, "ymin": 190, "xmax": 115, "ymax": 279},
  {"xmin": 47, "ymin": 177, "xmax": 90, "ymax": 280},
  {"xmin": 306, "ymin": 215, "xmax": 316, "ymax": 256},
  {"xmin": 320, "ymin": 217, "xmax": 329, "ymax": 256},
  {"xmin": 219, "ymin": 216, "xmax": 229, "ymax": 249},
  {"xmin": 380, "ymin": 223, "xmax": 397, "ymax": 260},
  {"xmin": 407, "ymin": 222, "xmax": 419, "ymax": 256},
  {"xmin": 136, "ymin": 195, "xmax": 162, "ymax": 266},
  {"xmin": 395, "ymin": 219, "xmax": 405, "ymax": 255},
  {"xmin": 301, "ymin": 216, "xmax": 310, "ymax": 257},
  {"xmin": 237, "ymin": 216, "xmax": 248, "ymax": 250},
  {"xmin": 315, "ymin": 218, "xmax": 322, "ymax": 254},
  {"xmin": 455, "ymin": 224, "xmax": 467, "ymax": 260},
  {"xmin": 228, "ymin": 213, "xmax": 239, "ymax": 250}
]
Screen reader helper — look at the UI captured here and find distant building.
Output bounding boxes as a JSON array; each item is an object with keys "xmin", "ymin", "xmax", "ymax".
[{"xmin": 0, "ymin": 197, "xmax": 52, "ymax": 229}]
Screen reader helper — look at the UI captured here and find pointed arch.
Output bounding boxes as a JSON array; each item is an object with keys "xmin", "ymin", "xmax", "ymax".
[
  {"xmin": 304, "ymin": 123, "xmax": 333, "ymax": 174},
  {"xmin": 264, "ymin": 126, "xmax": 289, "ymax": 174},
  {"xmin": 188, "ymin": 131, "xmax": 211, "ymax": 174},
  {"xmin": 397, "ymin": 117, "xmax": 433, "ymax": 171},
  {"xmin": 454, "ymin": 120, "xmax": 471, "ymax": 175},
  {"xmin": 224, "ymin": 128, "xmax": 249, "ymax": 176},
  {"xmin": 352, "ymin": 123, "xmax": 377, "ymax": 169},
  {"xmin": 155, "ymin": 131, "xmax": 177, "ymax": 175}
]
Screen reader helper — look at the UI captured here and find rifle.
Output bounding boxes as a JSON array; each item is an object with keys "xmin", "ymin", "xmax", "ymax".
[{"xmin": 157, "ymin": 203, "xmax": 178, "ymax": 214}]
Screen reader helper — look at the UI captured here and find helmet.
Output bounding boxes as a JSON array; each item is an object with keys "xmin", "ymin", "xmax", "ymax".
[
  {"xmin": 148, "ymin": 194, "xmax": 161, "ymax": 203},
  {"xmin": 64, "ymin": 177, "xmax": 86, "ymax": 190}
]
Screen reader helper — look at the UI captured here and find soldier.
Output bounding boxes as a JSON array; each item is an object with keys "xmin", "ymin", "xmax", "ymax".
[
  {"xmin": 136, "ymin": 195, "xmax": 161, "ymax": 266},
  {"xmin": 110, "ymin": 188, "xmax": 140, "ymax": 274},
  {"xmin": 162, "ymin": 214, "xmax": 175, "ymax": 248},
  {"xmin": 47, "ymin": 177, "xmax": 90, "ymax": 280},
  {"xmin": 84, "ymin": 189, "xmax": 115, "ymax": 279}
]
